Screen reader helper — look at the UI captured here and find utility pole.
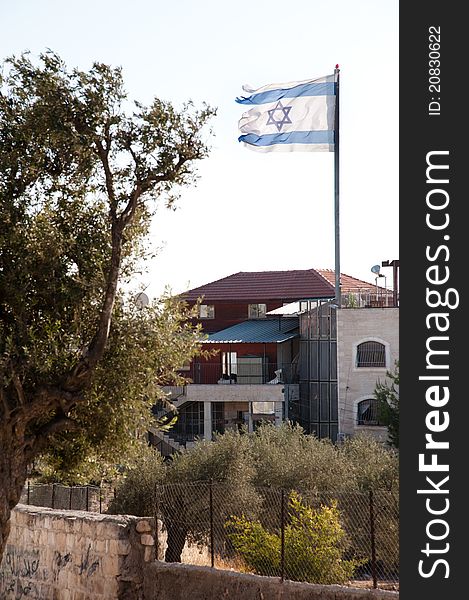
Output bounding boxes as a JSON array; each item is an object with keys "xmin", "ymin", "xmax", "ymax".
[{"xmin": 381, "ymin": 260, "xmax": 400, "ymax": 307}]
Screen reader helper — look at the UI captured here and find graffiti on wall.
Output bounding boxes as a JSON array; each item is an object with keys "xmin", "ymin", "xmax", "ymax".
[{"xmin": 0, "ymin": 544, "xmax": 101, "ymax": 599}]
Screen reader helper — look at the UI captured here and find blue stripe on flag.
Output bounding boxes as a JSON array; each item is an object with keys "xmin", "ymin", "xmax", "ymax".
[
  {"xmin": 238, "ymin": 130, "xmax": 335, "ymax": 146},
  {"xmin": 236, "ymin": 81, "xmax": 335, "ymax": 105}
]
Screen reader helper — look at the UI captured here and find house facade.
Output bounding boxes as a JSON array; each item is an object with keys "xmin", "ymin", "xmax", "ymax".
[
  {"xmin": 336, "ymin": 307, "xmax": 399, "ymax": 441},
  {"xmin": 150, "ymin": 267, "xmax": 398, "ymax": 454}
]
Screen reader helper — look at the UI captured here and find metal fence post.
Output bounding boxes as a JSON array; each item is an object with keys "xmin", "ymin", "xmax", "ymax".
[
  {"xmin": 27, "ymin": 480, "xmax": 30, "ymax": 505},
  {"xmin": 209, "ymin": 480, "xmax": 214, "ymax": 568},
  {"xmin": 369, "ymin": 489, "xmax": 378, "ymax": 589},
  {"xmin": 51, "ymin": 483, "xmax": 56, "ymax": 509},
  {"xmin": 69, "ymin": 486, "xmax": 73, "ymax": 510},
  {"xmin": 86, "ymin": 486, "xmax": 89, "ymax": 512},
  {"xmin": 154, "ymin": 483, "xmax": 159, "ymax": 561},
  {"xmin": 280, "ymin": 489, "xmax": 285, "ymax": 582},
  {"xmin": 99, "ymin": 486, "xmax": 102, "ymax": 514}
]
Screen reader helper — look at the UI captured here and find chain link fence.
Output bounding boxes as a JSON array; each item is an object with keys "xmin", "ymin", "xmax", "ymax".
[
  {"xmin": 19, "ymin": 482, "xmax": 115, "ymax": 513},
  {"xmin": 154, "ymin": 482, "xmax": 398, "ymax": 589}
]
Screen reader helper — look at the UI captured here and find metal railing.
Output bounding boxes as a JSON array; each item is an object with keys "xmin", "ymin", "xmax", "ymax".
[
  {"xmin": 340, "ymin": 289, "xmax": 397, "ymax": 309},
  {"xmin": 154, "ymin": 481, "xmax": 399, "ymax": 589},
  {"xmin": 185, "ymin": 362, "xmax": 298, "ymax": 385},
  {"xmin": 19, "ymin": 482, "xmax": 115, "ymax": 513}
]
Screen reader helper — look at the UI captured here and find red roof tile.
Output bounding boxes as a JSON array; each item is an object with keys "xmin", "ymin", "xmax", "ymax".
[
  {"xmin": 181, "ymin": 269, "xmax": 335, "ymax": 302},
  {"xmin": 316, "ymin": 269, "xmax": 391, "ymax": 294}
]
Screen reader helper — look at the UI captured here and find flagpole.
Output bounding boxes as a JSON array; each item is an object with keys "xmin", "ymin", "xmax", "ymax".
[{"xmin": 334, "ymin": 65, "xmax": 341, "ymax": 306}]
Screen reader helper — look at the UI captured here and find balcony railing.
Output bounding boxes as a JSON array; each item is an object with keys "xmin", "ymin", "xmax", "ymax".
[
  {"xmin": 182, "ymin": 362, "xmax": 298, "ymax": 385},
  {"xmin": 340, "ymin": 289, "xmax": 397, "ymax": 309}
]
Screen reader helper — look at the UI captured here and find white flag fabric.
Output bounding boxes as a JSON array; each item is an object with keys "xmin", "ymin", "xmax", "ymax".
[{"xmin": 236, "ymin": 74, "xmax": 336, "ymax": 152}]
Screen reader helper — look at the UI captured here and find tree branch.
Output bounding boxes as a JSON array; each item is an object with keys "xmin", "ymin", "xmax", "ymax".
[
  {"xmin": 120, "ymin": 186, "xmax": 142, "ymax": 228},
  {"xmin": 11, "ymin": 369, "xmax": 26, "ymax": 406},
  {"xmin": 0, "ymin": 388, "xmax": 10, "ymax": 420},
  {"xmin": 70, "ymin": 219, "xmax": 124, "ymax": 380},
  {"xmin": 95, "ymin": 136, "xmax": 117, "ymax": 216},
  {"xmin": 24, "ymin": 413, "xmax": 79, "ymax": 460},
  {"xmin": 140, "ymin": 154, "xmax": 189, "ymax": 191}
]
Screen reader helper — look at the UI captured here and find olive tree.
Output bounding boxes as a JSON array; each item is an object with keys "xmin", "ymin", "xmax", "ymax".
[{"xmin": 0, "ymin": 51, "xmax": 215, "ymax": 559}]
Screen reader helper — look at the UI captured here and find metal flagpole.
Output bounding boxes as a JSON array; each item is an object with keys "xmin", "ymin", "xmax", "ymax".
[{"xmin": 334, "ymin": 65, "xmax": 341, "ymax": 305}]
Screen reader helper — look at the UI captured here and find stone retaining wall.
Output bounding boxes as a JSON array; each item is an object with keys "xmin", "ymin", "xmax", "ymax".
[
  {"xmin": 0, "ymin": 504, "xmax": 155, "ymax": 600},
  {"xmin": 143, "ymin": 562, "xmax": 399, "ymax": 600}
]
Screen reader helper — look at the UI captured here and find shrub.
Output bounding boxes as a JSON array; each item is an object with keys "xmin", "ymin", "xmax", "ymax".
[
  {"xmin": 250, "ymin": 423, "xmax": 355, "ymax": 492},
  {"xmin": 168, "ymin": 428, "xmax": 255, "ymax": 485},
  {"xmin": 339, "ymin": 433, "xmax": 399, "ymax": 492},
  {"xmin": 225, "ymin": 516, "xmax": 281, "ymax": 576},
  {"xmin": 109, "ymin": 424, "xmax": 398, "ymax": 568},
  {"xmin": 226, "ymin": 492, "xmax": 358, "ymax": 584},
  {"xmin": 108, "ymin": 445, "xmax": 166, "ymax": 516}
]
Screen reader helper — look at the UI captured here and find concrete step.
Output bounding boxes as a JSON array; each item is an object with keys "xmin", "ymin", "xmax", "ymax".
[{"xmin": 149, "ymin": 427, "xmax": 184, "ymax": 452}]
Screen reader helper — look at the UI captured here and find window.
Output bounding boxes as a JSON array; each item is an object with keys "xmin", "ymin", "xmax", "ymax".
[
  {"xmin": 357, "ymin": 398, "xmax": 383, "ymax": 426},
  {"xmin": 220, "ymin": 352, "xmax": 238, "ymax": 383},
  {"xmin": 173, "ymin": 402, "xmax": 204, "ymax": 440},
  {"xmin": 212, "ymin": 402, "xmax": 225, "ymax": 435},
  {"xmin": 356, "ymin": 341, "xmax": 386, "ymax": 367},
  {"xmin": 199, "ymin": 304, "xmax": 215, "ymax": 319},
  {"xmin": 248, "ymin": 303, "xmax": 267, "ymax": 318},
  {"xmin": 237, "ymin": 356, "xmax": 263, "ymax": 384}
]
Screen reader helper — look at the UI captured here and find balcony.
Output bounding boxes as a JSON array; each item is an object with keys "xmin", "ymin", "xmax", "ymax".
[
  {"xmin": 181, "ymin": 362, "xmax": 299, "ymax": 385},
  {"xmin": 162, "ymin": 362, "xmax": 299, "ymax": 413},
  {"xmin": 340, "ymin": 288, "xmax": 397, "ymax": 309}
]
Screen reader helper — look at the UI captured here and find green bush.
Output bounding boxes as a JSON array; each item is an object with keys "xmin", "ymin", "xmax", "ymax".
[
  {"xmin": 338, "ymin": 433, "xmax": 399, "ymax": 492},
  {"xmin": 226, "ymin": 492, "xmax": 358, "ymax": 584},
  {"xmin": 225, "ymin": 517, "xmax": 281, "ymax": 576},
  {"xmin": 108, "ymin": 445, "xmax": 166, "ymax": 516},
  {"xmin": 110, "ymin": 425, "xmax": 398, "ymax": 519},
  {"xmin": 108, "ymin": 424, "xmax": 398, "ymax": 569},
  {"xmin": 250, "ymin": 423, "xmax": 355, "ymax": 492}
]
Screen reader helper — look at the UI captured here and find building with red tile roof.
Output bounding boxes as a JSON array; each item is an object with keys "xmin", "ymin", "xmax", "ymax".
[
  {"xmin": 151, "ymin": 267, "xmax": 398, "ymax": 455},
  {"xmin": 181, "ymin": 268, "xmax": 336, "ymax": 303},
  {"xmin": 316, "ymin": 268, "xmax": 390, "ymax": 294}
]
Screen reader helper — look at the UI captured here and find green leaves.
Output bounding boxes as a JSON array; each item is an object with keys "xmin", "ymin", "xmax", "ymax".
[
  {"xmin": 0, "ymin": 50, "xmax": 214, "ymax": 481},
  {"xmin": 113, "ymin": 423, "xmax": 399, "ymax": 517},
  {"xmin": 374, "ymin": 362, "xmax": 400, "ymax": 449},
  {"xmin": 111, "ymin": 425, "xmax": 398, "ymax": 569},
  {"xmin": 225, "ymin": 515, "xmax": 281, "ymax": 575},
  {"xmin": 39, "ymin": 296, "xmax": 207, "ymax": 483},
  {"xmin": 226, "ymin": 492, "xmax": 358, "ymax": 584}
]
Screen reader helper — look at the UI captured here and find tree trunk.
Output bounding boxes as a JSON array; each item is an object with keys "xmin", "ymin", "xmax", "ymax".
[
  {"xmin": 0, "ymin": 428, "xmax": 28, "ymax": 561},
  {"xmin": 164, "ymin": 522, "xmax": 188, "ymax": 563},
  {"xmin": 0, "ymin": 379, "xmax": 86, "ymax": 562},
  {"xmin": 0, "ymin": 218, "xmax": 125, "ymax": 564}
]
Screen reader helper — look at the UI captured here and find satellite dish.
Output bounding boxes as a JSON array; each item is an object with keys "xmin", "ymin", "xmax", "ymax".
[
  {"xmin": 135, "ymin": 292, "xmax": 149, "ymax": 308},
  {"xmin": 371, "ymin": 265, "xmax": 381, "ymax": 275}
]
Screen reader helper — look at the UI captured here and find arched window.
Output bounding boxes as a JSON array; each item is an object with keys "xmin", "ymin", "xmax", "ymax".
[
  {"xmin": 356, "ymin": 341, "xmax": 386, "ymax": 367},
  {"xmin": 357, "ymin": 398, "xmax": 383, "ymax": 426}
]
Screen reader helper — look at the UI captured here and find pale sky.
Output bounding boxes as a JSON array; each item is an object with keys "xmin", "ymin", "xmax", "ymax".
[{"xmin": 1, "ymin": 0, "xmax": 399, "ymax": 298}]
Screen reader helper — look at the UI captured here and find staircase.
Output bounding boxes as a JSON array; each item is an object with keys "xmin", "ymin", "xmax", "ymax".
[
  {"xmin": 150, "ymin": 387, "xmax": 198, "ymax": 457},
  {"xmin": 148, "ymin": 426, "xmax": 195, "ymax": 456}
]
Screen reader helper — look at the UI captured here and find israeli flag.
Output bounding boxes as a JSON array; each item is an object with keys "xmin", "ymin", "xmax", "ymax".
[{"xmin": 236, "ymin": 74, "xmax": 336, "ymax": 152}]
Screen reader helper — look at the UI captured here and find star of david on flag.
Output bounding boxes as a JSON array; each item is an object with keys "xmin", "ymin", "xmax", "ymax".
[
  {"xmin": 236, "ymin": 74, "xmax": 336, "ymax": 152},
  {"xmin": 266, "ymin": 101, "xmax": 292, "ymax": 132}
]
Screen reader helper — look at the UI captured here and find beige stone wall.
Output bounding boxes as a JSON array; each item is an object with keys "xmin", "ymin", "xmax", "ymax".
[
  {"xmin": 143, "ymin": 562, "xmax": 399, "ymax": 600},
  {"xmin": 183, "ymin": 383, "xmax": 285, "ymax": 403},
  {"xmin": 0, "ymin": 504, "xmax": 155, "ymax": 600},
  {"xmin": 337, "ymin": 308, "xmax": 399, "ymax": 439}
]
